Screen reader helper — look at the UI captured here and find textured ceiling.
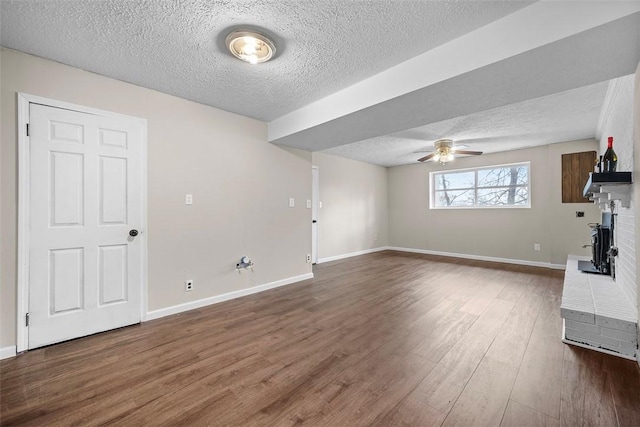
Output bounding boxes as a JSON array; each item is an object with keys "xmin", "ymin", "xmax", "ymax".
[
  {"xmin": 2, "ymin": 1, "xmax": 638, "ymax": 168},
  {"xmin": 323, "ymin": 81, "xmax": 611, "ymax": 167},
  {"xmin": 0, "ymin": 0, "xmax": 532, "ymax": 122}
]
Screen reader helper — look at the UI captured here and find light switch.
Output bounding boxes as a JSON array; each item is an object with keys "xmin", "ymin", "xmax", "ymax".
[
  {"xmin": 185, "ymin": 194, "xmax": 193, "ymax": 205},
  {"xmin": 306, "ymin": 200, "xmax": 312, "ymax": 209},
  {"xmin": 289, "ymin": 198, "xmax": 295, "ymax": 208}
]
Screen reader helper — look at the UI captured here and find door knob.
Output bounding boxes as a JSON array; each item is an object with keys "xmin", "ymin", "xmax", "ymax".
[
  {"xmin": 312, "ymin": 220, "xmax": 317, "ymax": 223},
  {"xmin": 129, "ymin": 229, "xmax": 139, "ymax": 237}
]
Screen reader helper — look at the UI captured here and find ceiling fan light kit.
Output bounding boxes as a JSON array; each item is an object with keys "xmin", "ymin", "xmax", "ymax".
[
  {"xmin": 434, "ymin": 139, "xmax": 454, "ymax": 164},
  {"xmin": 226, "ymin": 30, "xmax": 276, "ymax": 64}
]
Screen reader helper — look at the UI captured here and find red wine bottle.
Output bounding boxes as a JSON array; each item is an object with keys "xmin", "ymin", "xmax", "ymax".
[{"xmin": 603, "ymin": 136, "xmax": 618, "ymax": 172}]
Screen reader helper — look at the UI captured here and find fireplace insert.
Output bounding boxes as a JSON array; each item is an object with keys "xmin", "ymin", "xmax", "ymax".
[{"xmin": 578, "ymin": 213, "xmax": 612, "ymax": 275}]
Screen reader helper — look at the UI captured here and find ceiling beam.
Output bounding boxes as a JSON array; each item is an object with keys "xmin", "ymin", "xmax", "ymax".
[{"xmin": 268, "ymin": 2, "xmax": 640, "ymax": 151}]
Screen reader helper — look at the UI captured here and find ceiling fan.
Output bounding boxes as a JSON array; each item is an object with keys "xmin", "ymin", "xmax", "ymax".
[{"xmin": 417, "ymin": 139, "xmax": 483, "ymax": 164}]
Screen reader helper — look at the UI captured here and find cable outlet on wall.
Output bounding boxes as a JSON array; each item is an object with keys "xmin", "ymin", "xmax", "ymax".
[
  {"xmin": 185, "ymin": 280, "xmax": 193, "ymax": 292},
  {"xmin": 306, "ymin": 254, "xmax": 311, "ymax": 263},
  {"xmin": 534, "ymin": 244, "xmax": 541, "ymax": 251}
]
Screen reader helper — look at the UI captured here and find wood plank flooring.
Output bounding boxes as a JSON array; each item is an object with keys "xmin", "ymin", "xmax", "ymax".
[{"xmin": 2, "ymin": 250, "xmax": 640, "ymax": 426}]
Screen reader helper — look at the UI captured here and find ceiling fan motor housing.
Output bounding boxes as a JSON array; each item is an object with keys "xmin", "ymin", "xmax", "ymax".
[{"xmin": 435, "ymin": 139, "xmax": 454, "ymax": 150}]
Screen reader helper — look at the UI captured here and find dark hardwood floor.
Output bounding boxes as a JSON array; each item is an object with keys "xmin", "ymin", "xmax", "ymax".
[{"xmin": 2, "ymin": 250, "xmax": 640, "ymax": 426}]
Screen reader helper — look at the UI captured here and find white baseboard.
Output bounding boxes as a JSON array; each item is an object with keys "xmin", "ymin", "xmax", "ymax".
[
  {"xmin": 318, "ymin": 246, "xmax": 390, "ymax": 264},
  {"xmin": 387, "ymin": 246, "xmax": 566, "ymax": 270},
  {"xmin": 0, "ymin": 346, "xmax": 17, "ymax": 360},
  {"xmin": 146, "ymin": 272, "xmax": 314, "ymax": 321}
]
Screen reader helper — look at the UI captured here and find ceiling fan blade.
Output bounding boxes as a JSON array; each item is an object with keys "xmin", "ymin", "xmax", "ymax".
[
  {"xmin": 453, "ymin": 150, "xmax": 483, "ymax": 155},
  {"xmin": 418, "ymin": 153, "xmax": 437, "ymax": 162},
  {"xmin": 412, "ymin": 149, "xmax": 432, "ymax": 153}
]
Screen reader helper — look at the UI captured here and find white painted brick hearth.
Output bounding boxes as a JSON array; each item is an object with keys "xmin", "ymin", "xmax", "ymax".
[{"xmin": 561, "ymin": 255, "xmax": 637, "ymax": 359}]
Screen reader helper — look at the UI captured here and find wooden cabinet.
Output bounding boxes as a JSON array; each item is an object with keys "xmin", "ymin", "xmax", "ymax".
[{"xmin": 561, "ymin": 151, "xmax": 596, "ymax": 203}]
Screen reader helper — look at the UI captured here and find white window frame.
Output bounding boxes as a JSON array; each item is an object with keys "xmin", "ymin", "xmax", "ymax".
[{"xmin": 429, "ymin": 161, "xmax": 531, "ymax": 209}]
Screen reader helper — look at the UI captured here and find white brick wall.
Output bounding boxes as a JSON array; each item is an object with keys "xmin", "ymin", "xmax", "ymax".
[
  {"xmin": 561, "ymin": 255, "xmax": 637, "ymax": 358},
  {"xmin": 597, "ymin": 75, "xmax": 636, "ymax": 307},
  {"xmin": 563, "ymin": 69, "xmax": 637, "ymax": 361},
  {"xmin": 616, "ymin": 210, "xmax": 636, "ymax": 300}
]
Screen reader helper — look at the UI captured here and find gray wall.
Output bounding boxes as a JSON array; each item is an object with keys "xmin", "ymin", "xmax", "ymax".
[
  {"xmin": 388, "ymin": 140, "xmax": 601, "ymax": 266},
  {"xmin": 312, "ymin": 152, "xmax": 388, "ymax": 260},
  {"xmin": 1, "ymin": 48, "xmax": 312, "ymax": 348}
]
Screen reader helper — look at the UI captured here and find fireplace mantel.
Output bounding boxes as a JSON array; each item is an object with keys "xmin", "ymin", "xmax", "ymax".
[{"xmin": 583, "ymin": 171, "xmax": 633, "ymax": 208}]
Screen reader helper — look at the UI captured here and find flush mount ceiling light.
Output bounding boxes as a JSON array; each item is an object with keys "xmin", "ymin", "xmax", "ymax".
[{"xmin": 226, "ymin": 30, "xmax": 276, "ymax": 64}]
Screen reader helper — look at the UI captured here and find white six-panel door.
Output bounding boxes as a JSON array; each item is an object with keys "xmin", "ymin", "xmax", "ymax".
[{"xmin": 28, "ymin": 103, "xmax": 143, "ymax": 349}]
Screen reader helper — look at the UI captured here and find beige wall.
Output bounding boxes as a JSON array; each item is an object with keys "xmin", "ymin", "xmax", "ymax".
[
  {"xmin": 546, "ymin": 141, "xmax": 601, "ymax": 265},
  {"xmin": 1, "ymin": 46, "xmax": 630, "ymax": 352},
  {"xmin": 0, "ymin": 48, "xmax": 312, "ymax": 349},
  {"xmin": 388, "ymin": 140, "xmax": 601, "ymax": 266},
  {"xmin": 311, "ymin": 152, "xmax": 388, "ymax": 260}
]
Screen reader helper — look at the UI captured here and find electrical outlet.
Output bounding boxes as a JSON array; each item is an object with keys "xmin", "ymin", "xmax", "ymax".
[
  {"xmin": 185, "ymin": 280, "xmax": 193, "ymax": 292},
  {"xmin": 289, "ymin": 198, "xmax": 295, "ymax": 208},
  {"xmin": 306, "ymin": 254, "xmax": 311, "ymax": 263},
  {"xmin": 576, "ymin": 211, "xmax": 585, "ymax": 217},
  {"xmin": 306, "ymin": 200, "xmax": 312, "ymax": 209},
  {"xmin": 185, "ymin": 194, "xmax": 193, "ymax": 205},
  {"xmin": 374, "ymin": 234, "xmax": 378, "ymax": 241},
  {"xmin": 534, "ymin": 244, "xmax": 541, "ymax": 251}
]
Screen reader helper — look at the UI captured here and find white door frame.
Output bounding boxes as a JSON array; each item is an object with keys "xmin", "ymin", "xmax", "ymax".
[
  {"xmin": 16, "ymin": 93, "xmax": 148, "ymax": 353},
  {"xmin": 311, "ymin": 166, "xmax": 319, "ymax": 264}
]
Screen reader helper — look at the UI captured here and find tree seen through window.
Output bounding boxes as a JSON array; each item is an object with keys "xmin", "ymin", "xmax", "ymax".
[{"xmin": 432, "ymin": 163, "xmax": 529, "ymax": 208}]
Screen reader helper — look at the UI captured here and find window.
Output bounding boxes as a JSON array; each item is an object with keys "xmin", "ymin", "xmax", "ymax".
[{"xmin": 430, "ymin": 162, "xmax": 530, "ymax": 208}]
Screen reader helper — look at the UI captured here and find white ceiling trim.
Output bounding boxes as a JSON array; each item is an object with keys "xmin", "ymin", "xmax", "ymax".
[{"xmin": 268, "ymin": 1, "xmax": 640, "ymax": 143}]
